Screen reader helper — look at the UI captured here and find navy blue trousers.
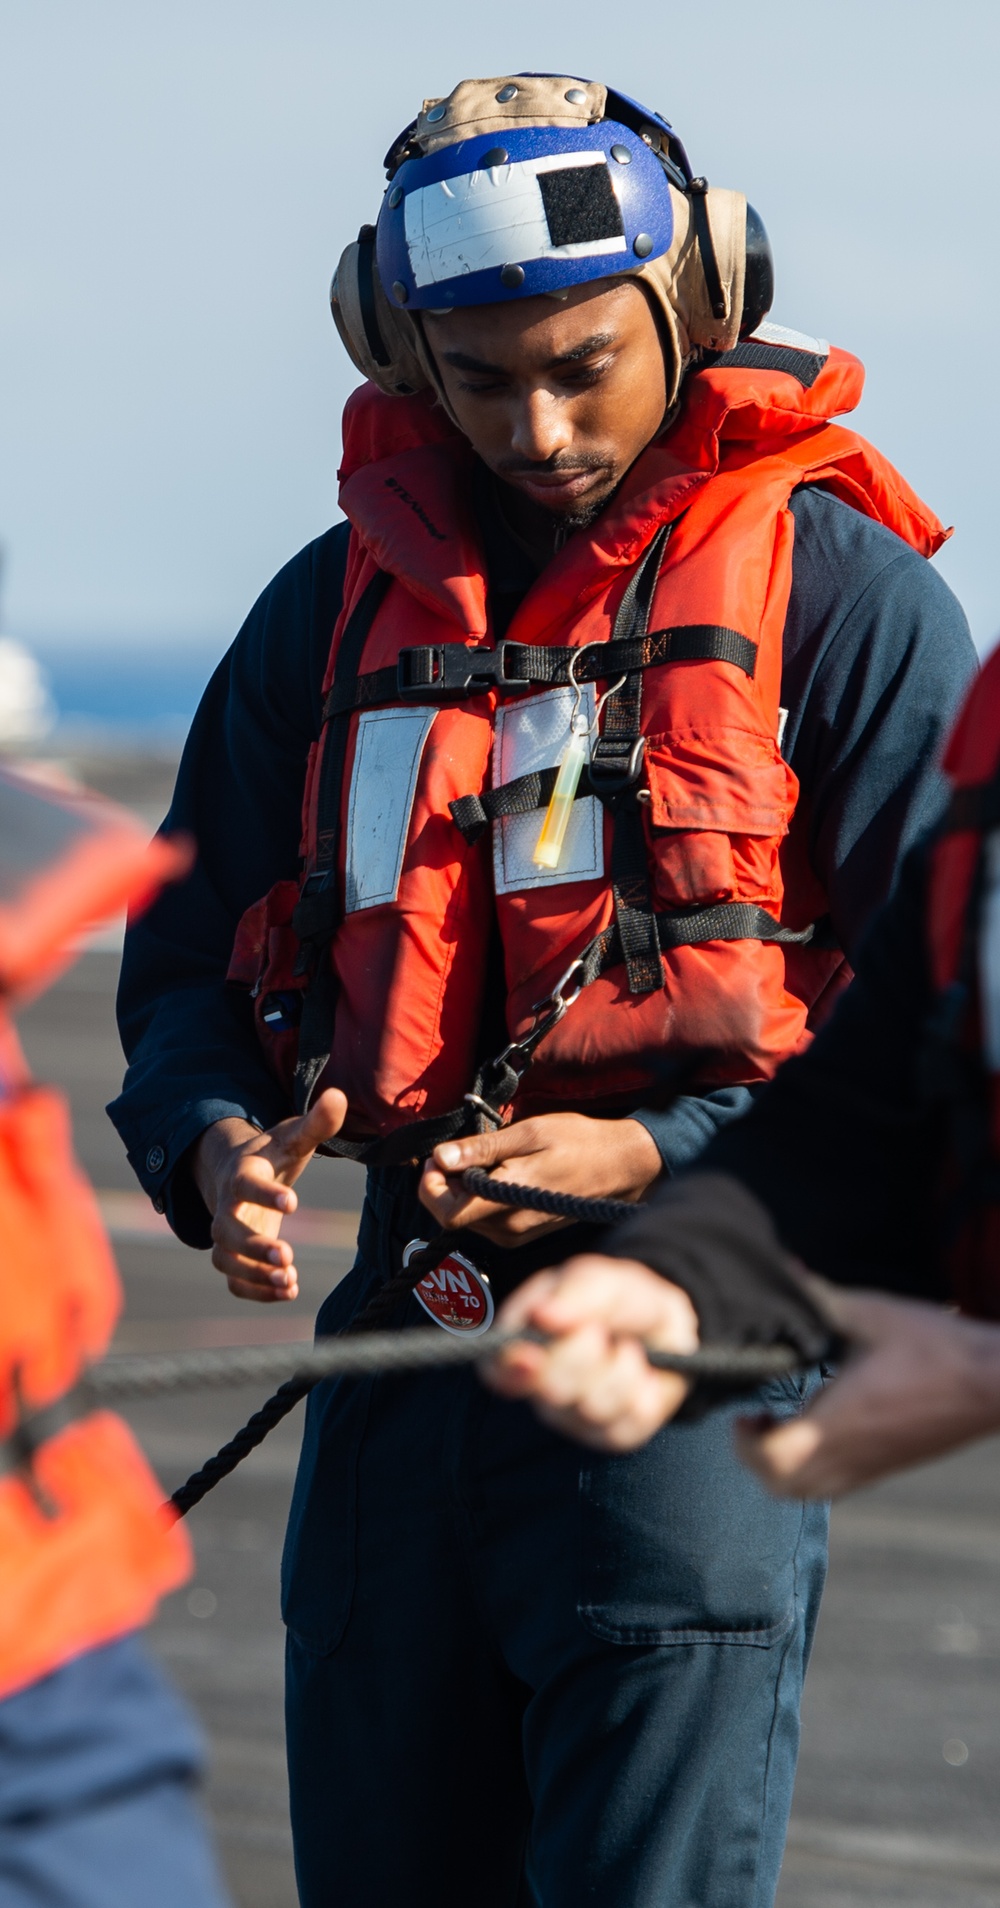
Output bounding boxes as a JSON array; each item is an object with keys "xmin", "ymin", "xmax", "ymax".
[
  {"xmin": 283, "ymin": 1177, "xmax": 828, "ymax": 1907},
  {"xmin": 0, "ymin": 1635, "xmax": 230, "ymax": 1908}
]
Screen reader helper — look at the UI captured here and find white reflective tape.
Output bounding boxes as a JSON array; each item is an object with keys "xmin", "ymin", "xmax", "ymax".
[
  {"xmin": 404, "ymin": 151, "xmax": 626, "ymax": 288},
  {"xmin": 979, "ymin": 832, "xmax": 1000, "ymax": 1069},
  {"xmin": 344, "ymin": 707, "xmax": 436, "ymax": 912},
  {"xmin": 749, "ymin": 320, "xmax": 830, "ymax": 358},
  {"xmin": 776, "ymin": 706, "xmax": 789, "ymax": 751},
  {"xmin": 493, "ymin": 686, "xmax": 603, "ymax": 894}
]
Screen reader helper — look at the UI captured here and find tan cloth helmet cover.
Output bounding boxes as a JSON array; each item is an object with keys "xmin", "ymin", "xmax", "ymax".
[{"xmin": 330, "ymin": 76, "xmax": 748, "ymax": 417}]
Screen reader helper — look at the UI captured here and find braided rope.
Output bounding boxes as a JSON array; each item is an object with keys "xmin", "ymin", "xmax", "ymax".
[
  {"xmin": 163, "ymin": 1170, "xmax": 800, "ymax": 1518},
  {"xmin": 168, "ymin": 1372, "xmax": 314, "ymax": 1515},
  {"xmin": 168, "ymin": 1236, "xmax": 443, "ymax": 1515},
  {"xmin": 91, "ymin": 1330, "xmax": 797, "ymax": 1407},
  {"xmin": 461, "ymin": 1167, "xmax": 638, "ymax": 1227}
]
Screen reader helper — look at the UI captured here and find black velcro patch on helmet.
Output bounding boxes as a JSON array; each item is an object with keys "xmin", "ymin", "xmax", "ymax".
[{"xmin": 537, "ymin": 164, "xmax": 624, "ymax": 248}]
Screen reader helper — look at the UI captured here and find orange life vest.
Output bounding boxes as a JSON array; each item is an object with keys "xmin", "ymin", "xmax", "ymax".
[
  {"xmin": 924, "ymin": 644, "xmax": 1000, "ymax": 1320},
  {"xmin": 230, "ymin": 333, "xmax": 945, "ymax": 1157},
  {"xmin": 0, "ymin": 765, "xmax": 190, "ymax": 1701}
]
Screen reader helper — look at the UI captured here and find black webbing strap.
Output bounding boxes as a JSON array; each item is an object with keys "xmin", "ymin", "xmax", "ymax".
[
  {"xmin": 579, "ymin": 902, "xmax": 815, "ymax": 986},
  {"xmin": 526, "ymin": 902, "xmax": 816, "ymax": 1011},
  {"xmin": 451, "ymin": 765, "xmax": 597, "ymax": 843},
  {"xmin": 653, "ymin": 902, "xmax": 816, "ymax": 951},
  {"xmin": 323, "ymin": 622, "xmax": 757, "ymax": 720},
  {"xmin": 600, "ymin": 527, "xmax": 670, "ymax": 995},
  {"xmin": 292, "ymin": 569, "xmax": 392, "ymax": 1114},
  {"xmin": 0, "ymin": 1375, "xmax": 97, "ymax": 1517},
  {"xmin": 0, "ymin": 1380, "xmax": 94, "ymax": 1483},
  {"xmin": 688, "ymin": 178, "xmax": 727, "ymax": 322}
]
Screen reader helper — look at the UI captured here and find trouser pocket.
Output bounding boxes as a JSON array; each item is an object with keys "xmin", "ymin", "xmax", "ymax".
[{"xmin": 578, "ymin": 1373, "xmax": 824, "ymax": 1646}]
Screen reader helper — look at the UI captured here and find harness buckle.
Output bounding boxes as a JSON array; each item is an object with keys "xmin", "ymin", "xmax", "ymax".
[
  {"xmin": 587, "ymin": 735, "xmax": 647, "ymax": 800},
  {"xmin": 397, "ymin": 643, "xmax": 518, "ymax": 699}
]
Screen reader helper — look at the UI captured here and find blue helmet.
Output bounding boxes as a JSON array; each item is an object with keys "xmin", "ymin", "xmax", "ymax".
[{"xmin": 376, "ymin": 81, "xmax": 688, "ymax": 312}]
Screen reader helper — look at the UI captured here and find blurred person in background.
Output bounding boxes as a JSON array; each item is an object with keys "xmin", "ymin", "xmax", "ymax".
[
  {"xmin": 0, "ymin": 770, "xmax": 230, "ymax": 1908},
  {"xmin": 110, "ymin": 73, "xmax": 975, "ymax": 1908}
]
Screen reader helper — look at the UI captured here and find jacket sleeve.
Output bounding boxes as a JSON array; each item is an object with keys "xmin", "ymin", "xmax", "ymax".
[
  {"xmin": 630, "ymin": 490, "xmax": 976, "ymax": 1174},
  {"xmin": 106, "ymin": 525, "xmax": 349, "ymax": 1247}
]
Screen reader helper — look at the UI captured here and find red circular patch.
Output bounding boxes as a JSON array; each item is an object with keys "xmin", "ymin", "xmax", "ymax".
[{"xmin": 413, "ymin": 1250, "xmax": 495, "ymax": 1335}]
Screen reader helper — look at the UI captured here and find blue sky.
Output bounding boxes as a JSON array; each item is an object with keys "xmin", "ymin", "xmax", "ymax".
[{"xmin": 2, "ymin": 0, "xmax": 998, "ymax": 655}]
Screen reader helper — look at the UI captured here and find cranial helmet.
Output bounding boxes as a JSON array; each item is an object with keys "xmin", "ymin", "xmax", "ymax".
[{"xmin": 331, "ymin": 75, "xmax": 774, "ymax": 417}]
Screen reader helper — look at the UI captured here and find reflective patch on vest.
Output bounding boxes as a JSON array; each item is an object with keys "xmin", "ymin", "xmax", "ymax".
[
  {"xmin": 345, "ymin": 706, "xmax": 437, "ymax": 912},
  {"xmin": 493, "ymin": 685, "xmax": 603, "ymax": 894},
  {"xmin": 980, "ymin": 833, "xmax": 1000, "ymax": 1068}
]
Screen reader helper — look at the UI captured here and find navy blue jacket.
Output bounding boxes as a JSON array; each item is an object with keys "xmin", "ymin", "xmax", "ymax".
[{"xmin": 109, "ymin": 488, "xmax": 975, "ymax": 1247}]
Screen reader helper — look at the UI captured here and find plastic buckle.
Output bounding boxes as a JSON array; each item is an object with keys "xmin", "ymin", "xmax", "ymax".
[
  {"xmin": 587, "ymin": 735, "xmax": 646, "ymax": 800},
  {"xmin": 397, "ymin": 644, "xmax": 511, "ymax": 699},
  {"xmin": 397, "ymin": 646, "xmax": 445, "ymax": 697}
]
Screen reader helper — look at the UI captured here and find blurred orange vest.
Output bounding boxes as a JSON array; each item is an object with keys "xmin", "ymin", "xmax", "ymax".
[{"xmin": 0, "ymin": 765, "xmax": 190, "ymax": 1699}]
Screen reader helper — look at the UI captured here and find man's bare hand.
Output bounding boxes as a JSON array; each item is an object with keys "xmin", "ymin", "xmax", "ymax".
[
  {"xmin": 419, "ymin": 1113, "xmax": 662, "ymax": 1246},
  {"xmin": 484, "ymin": 1254, "xmax": 699, "ymax": 1448},
  {"xmin": 736, "ymin": 1285, "xmax": 1000, "ymax": 1499},
  {"xmin": 192, "ymin": 1088, "xmax": 347, "ymax": 1302}
]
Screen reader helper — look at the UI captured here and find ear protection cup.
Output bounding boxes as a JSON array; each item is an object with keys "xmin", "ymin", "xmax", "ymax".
[
  {"xmin": 330, "ymin": 225, "xmax": 428, "ymax": 396},
  {"xmin": 741, "ymin": 203, "xmax": 775, "ymax": 340}
]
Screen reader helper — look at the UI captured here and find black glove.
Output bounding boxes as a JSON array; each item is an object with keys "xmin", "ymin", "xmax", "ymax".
[{"xmin": 606, "ymin": 1171, "xmax": 841, "ymax": 1419}]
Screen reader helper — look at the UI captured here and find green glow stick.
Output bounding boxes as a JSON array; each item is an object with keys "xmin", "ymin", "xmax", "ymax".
[{"xmin": 532, "ymin": 715, "xmax": 590, "ymax": 870}]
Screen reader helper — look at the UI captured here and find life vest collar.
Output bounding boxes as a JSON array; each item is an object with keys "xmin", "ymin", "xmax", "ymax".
[{"xmin": 336, "ymin": 343, "xmax": 945, "ymax": 639}]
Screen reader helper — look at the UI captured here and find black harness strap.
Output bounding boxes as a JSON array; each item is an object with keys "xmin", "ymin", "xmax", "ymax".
[
  {"xmin": 574, "ymin": 903, "xmax": 816, "ymax": 990},
  {"xmin": 0, "ymin": 1374, "xmax": 97, "ymax": 1518},
  {"xmin": 292, "ymin": 569, "xmax": 392, "ymax": 1114},
  {"xmin": 599, "ymin": 527, "xmax": 670, "ymax": 995},
  {"xmin": 452, "ymin": 765, "xmax": 595, "ymax": 844},
  {"xmin": 323, "ymin": 622, "xmax": 756, "ymax": 720},
  {"xmin": 653, "ymin": 902, "xmax": 815, "ymax": 951}
]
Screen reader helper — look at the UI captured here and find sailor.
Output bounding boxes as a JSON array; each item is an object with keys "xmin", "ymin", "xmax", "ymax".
[
  {"xmin": 493, "ymin": 638, "xmax": 1000, "ymax": 1503},
  {"xmin": 110, "ymin": 74, "xmax": 975, "ymax": 1906},
  {"xmin": 0, "ymin": 766, "xmax": 229, "ymax": 1907}
]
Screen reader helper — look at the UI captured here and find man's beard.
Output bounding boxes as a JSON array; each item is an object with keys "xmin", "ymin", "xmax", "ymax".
[
  {"xmin": 493, "ymin": 455, "xmax": 619, "ymax": 545},
  {"xmin": 549, "ymin": 495, "xmax": 610, "ymax": 535}
]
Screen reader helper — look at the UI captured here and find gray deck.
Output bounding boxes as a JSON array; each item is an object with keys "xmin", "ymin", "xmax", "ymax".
[{"xmin": 21, "ymin": 946, "xmax": 1000, "ymax": 1908}]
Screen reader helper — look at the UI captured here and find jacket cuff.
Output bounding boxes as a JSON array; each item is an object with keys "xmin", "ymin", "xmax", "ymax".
[
  {"xmin": 606, "ymin": 1171, "xmax": 839, "ymax": 1418},
  {"xmin": 630, "ymin": 1087, "xmax": 760, "ymax": 1176},
  {"xmin": 119, "ymin": 1098, "xmax": 269, "ymax": 1250}
]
